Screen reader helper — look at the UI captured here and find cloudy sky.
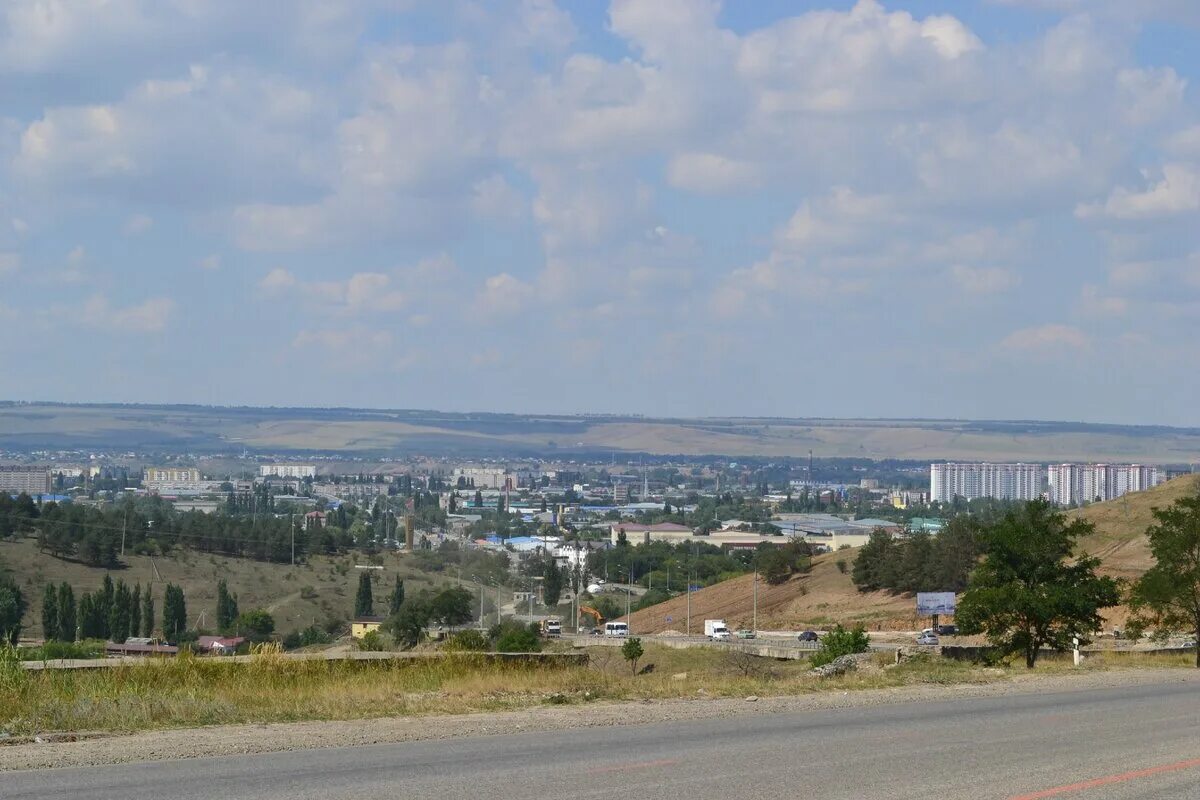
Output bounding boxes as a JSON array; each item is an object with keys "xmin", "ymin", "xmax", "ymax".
[{"xmin": 2, "ymin": 1, "xmax": 1199, "ymax": 425}]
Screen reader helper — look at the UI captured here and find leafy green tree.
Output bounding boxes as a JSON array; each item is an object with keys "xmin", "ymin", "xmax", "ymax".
[
  {"xmin": 386, "ymin": 597, "xmax": 432, "ymax": 648},
  {"xmin": 97, "ymin": 574, "xmax": 115, "ymax": 639},
  {"xmin": 388, "ymin": 576, "xmax": 405, "ymax": 615},
  {"xmin": 956, "ymin": 501, "xmax": 1119, "ymax": 669},
  {"xmin": 429, "ymin": 586, "xmax": 473, "ymax": 626},
  {"xmin": 163, "ymin": 583, "xmax": 187, "ymax": 642},
  {"xmin": 810, "ymin": 624, "xmax": 871, "ymax": 668},
  {"xmin": 542, "ymin": 560, "xmax": 564, "ymax": 606},
  {"xmin": 141, "ymin": 589, "xmax": 154, "ymax": 637},
  {"xmin": 57, "ymin": 583, "xmax": 76, "ymax": 643},
  {"xmin": 622, "ymin": 636, "xmax": 644, "ymax": 674},
  {"xmin": 42, "ymin": 583, "xmax": 59, "ymax": 641},
  {"xmin": 851, "ymin": 531, "xmax": 895, "ymax": 592},
  {"xmin": 759, "ymin": 548, "xmax": 794, "ymax": 585},
  {"xmin": 1128, "ymin": 495, "xmax": 1200, "ymax": 667},
  {"xmin": 232, "ymin": 609, "xmax": 275, "ymax": 640},
  {"xmin": 355, "ymin": 572, "xmax": 374, "ymax": 617},
  {"xmin": 0, "ymin": 575, "xmax": 27, "ymax": 645}
]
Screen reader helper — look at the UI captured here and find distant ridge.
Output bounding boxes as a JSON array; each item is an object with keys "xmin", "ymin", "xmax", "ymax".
[{"xmin": 1, "ymin": 402, "xmax": 1198, "ymax": 462}]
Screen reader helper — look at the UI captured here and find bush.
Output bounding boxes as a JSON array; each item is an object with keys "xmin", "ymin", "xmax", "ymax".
[
  {"xmin": 621, "ymin": 637, "xmax": 644, "ymax": 674},
  {"xmin": 19, "ymin": 639, "xmax": 104, "ymax": 661},
  {"xmin": 444, "ymin": 629, "xmax": 489, "ymax": 652},
  {"xmin": 231, "ymin": 609, "xmax": 276, "ymax": 641},
  {"xmin": 810, "ymin": 624, "xmax": 871, "ymax": 668},
  {"xmin": 358, "ymin": 630, "xmax": 384, "ymax": 651},
  {"xmin": 490, "ymin": 621, "xmax": 540, "ymax": 652},
  {"xmin": 835, "ymin": 559, "xmax": 847, "ymax": 574}
]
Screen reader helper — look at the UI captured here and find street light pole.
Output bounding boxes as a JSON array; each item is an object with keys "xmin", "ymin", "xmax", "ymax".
[{"xmin": 753, "ymin": 566, "xmax": 758, "ymax": 635}]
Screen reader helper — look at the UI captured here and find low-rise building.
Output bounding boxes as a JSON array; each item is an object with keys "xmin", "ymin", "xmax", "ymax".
[
  {"xmin": 144, "ymin": 466, "xmax": 203, "ymax": 492},
  {"xmin": 351, "ymin": 617, "xmax": 385, "ymax": 639}
]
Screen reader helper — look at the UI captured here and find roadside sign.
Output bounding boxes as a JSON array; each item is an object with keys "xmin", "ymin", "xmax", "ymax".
[{"xmin": 916, "ymin": 592, "xmax": 956, "ymax": 615}]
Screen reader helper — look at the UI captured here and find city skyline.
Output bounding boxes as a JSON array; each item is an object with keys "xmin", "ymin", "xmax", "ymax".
[{"xmin": 1, "ymin": 1, "xmax": 1198, "ymax": 424}]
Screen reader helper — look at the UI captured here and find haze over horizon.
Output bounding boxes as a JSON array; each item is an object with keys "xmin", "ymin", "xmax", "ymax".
[{"xmin": 2, "ymin": 1, "xmax": 1198, "ymax": 425}]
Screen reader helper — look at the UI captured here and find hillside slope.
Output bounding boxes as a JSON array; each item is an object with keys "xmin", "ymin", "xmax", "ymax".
[
  {"xmin": 0, "ymin": 537, "xmax": 462, "ymax": 639},
  {"xmin": 1071, "ymin": 473, "xmax": 1200, "ymax": 579},
  {"xmin": 623, "ymin": 475, "xmax": 1200, "ymax": 633},
  {"xmin": 622, "ymin": 550, "xmax": 919, "ymax": 634}
]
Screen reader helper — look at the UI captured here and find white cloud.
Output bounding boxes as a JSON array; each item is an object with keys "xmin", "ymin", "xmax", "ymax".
[
  {"xmin": 66, "ymin": 245, "xmax": 85, "ymax": 266},
  {"xmin": 999, "ymin": 323, "xmax": 1089, "ymax": 352},
  {"xmin": 1078, "ymin": 163, "xmax": 1200, "ymax": 219},
  {"xmin": 82, "ymin": 294, "xmax": 174, "ymax": 332},
  {"xmin": 259, "ymin": 268, "xmax": 296, "ymax": 292},
  {"xmin": 1079, "ymin": 284, "xmax": 1128, "ymax": 316},
  {"xmin": 950, "ymin": 264, "xmax": 1020, "ymax": 294},
  {"xmin": 0, "ymin": 252, "xmax": 19, "ymax": 273},
  {"xmin": 475, "ymin": 273, "xmax": 535, "ymax": 316},
  {"xmin": 666, "ymin": 153, "xmax": 760, "ymax": 193},
  {"xmin": 197, "ymin": 254, "xmax": 221, "ymax": 271}
]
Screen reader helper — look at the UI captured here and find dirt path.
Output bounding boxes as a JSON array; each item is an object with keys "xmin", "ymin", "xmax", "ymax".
[{"xmin": 4, "ymin": 668, "xmax": 1198, "ymax": 772}]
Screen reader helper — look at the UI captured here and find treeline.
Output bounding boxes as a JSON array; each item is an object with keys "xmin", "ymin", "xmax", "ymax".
[
  {"xmin": 0, "ymin": 493, "xmax": 310, "ymax": 566},
  {"xmin": 851, "ymin": 520, "xmax": 983, "ymax": 594},
  {"xmin": 40, "ymin": 575, "xmax": 189, "ymax": 643}
]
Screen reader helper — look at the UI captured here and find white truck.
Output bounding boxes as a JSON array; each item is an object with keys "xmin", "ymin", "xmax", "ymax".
[{"xmin": 705, "ymin": 619, "xmax": 731, "ymax": 641}]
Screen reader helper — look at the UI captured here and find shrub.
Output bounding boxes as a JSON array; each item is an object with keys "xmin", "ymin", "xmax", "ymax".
[
  {"xmin": 621, "ymin": 637, "xmax": 644, "ymax": 674},
  {"xmin": 810, "ymin": 624, "xmax": 871, "ymax": 668},
  {"xmin": 444, "ymin": 629, "xmax": 489, "ymax": 652},
  {"xmin": 836, "ymin": 559, "xmax": 848, "ymax": 574},
  {"xmin": 358, "ymin": 630, "xmax": 384, "ymax": 651},
  {"xmin": 491, "ymin": 621, "xmax": 540, "ymax": 652}
]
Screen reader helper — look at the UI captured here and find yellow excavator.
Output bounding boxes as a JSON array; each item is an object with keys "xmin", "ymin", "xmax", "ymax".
[{"xmin": 579, "ymin": 605, "xmax": 604, "ymax": 634}]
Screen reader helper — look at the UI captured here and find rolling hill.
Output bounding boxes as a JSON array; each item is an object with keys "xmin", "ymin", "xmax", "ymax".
[{"xmin": 3, "ymin": 402, "xmax": 1200, "ymax": 461}]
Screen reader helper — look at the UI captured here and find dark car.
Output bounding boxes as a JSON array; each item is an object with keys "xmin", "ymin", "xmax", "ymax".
[
  {"xmin": 797, "ymin": 631, "xmax": 819, "ymax": 642},
  {"xmin": 937, "ymin": 625, "xmax": 957, "ymax": 636}
]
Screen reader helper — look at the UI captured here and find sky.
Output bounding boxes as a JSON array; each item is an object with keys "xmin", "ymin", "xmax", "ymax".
[{"xmin": 1, "ymin": 0, "xmax": 1199, "ymax": 425}]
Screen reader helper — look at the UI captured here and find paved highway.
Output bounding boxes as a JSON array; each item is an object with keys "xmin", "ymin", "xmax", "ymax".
[{"xmin": 7, "ymin": 679, "xmax": 1200, "ymax": 799}]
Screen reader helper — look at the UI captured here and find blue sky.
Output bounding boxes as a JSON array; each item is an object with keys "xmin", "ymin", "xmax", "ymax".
[{"xmin": 1, "ymin": 0, "xmax": 1198, "ymax": 425}]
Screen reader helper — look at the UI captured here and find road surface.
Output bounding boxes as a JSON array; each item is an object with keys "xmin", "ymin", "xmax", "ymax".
[{"xmin": 7, "ymin": 679, "xmax": 1200, "ymax": 799}]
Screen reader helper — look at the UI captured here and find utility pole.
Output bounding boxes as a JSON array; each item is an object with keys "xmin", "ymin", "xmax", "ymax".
[
  {"xmin": 120, "ymin": 510, "xmax": 127, "ymax": 558},
  {"xmin": 290, "ymin": 513, "xmax": 295, "ymax": 566},
  {"xmin": 686, "ymin": 568, "xmax": 691, "ymax": 637}
]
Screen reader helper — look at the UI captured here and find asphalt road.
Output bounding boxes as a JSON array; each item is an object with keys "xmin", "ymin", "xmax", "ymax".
[{"xmin": 7, "ymin": 679, "xmax": 1200, "ymax": 800}]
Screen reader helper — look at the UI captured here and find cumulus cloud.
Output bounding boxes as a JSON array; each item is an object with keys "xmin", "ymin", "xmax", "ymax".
[
  {"xmin": 476, "ymin": 273, "xmax": 535, "ymax": 316},
  {"xmin": 258, "ymin": 268, "xmax": 296, "ymax": 292},
  {"xmin": 1077, "ymin": 164, "xmax": 1200, "ymax": 219}
]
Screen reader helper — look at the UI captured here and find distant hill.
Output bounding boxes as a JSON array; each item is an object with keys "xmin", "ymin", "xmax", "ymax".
[{"xmin": 2, "ymin": 401, "xmax": 1200, "ymax": 461}]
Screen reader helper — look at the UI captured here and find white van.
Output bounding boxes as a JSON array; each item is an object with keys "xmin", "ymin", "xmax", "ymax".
[{"xmin": 604, "ymin": 622, "xmax": 629, "ymax": 637}]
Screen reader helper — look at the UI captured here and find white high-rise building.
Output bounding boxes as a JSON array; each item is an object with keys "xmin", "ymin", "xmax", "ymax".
[
  {"xmin": 259, "ymin": 464, "xmax": 317, "ymax": 479},
  {"xmin": 929, "ymin": 463, "xmax": 1043, "ymax": 503},
  {"xmin": 1044, "ymin": 463, "xmax": 1161, "ymax": 506}
]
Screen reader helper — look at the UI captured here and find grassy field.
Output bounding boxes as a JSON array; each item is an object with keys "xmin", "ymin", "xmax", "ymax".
[
  {"xmin": 4, "ymin": 642, "xmax": 1187, "ymax": 736},
  {"xmin": 4, "ymin": 402, "xmax": 1200, "ymax": 460},
  {"xmin": 0, "ymin": 536, "xmax": 481, "ymax": 639}
]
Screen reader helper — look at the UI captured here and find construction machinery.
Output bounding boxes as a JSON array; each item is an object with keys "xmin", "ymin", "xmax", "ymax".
[
  {"xmin": 579, "ymin": 605, "xmax": 604, "ymax": 633},
  {"xmin": 539, "ymin": 617, "xmax": 562, "ymax": 638}
]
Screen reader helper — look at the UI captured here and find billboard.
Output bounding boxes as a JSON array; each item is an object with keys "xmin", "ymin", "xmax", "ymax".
[{"xmin": 916, "ymin": 592, "xmax": 956, "ymax": 615}]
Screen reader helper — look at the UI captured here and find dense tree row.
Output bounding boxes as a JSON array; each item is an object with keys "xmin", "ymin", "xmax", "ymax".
[
  {"xmin": 0, "ymin": 493, "xmax": 311, "ymax": 566},
  {"xmin": 851, "ymin": 519, "xmax": 983, "ymax": 594},
  {"xmin": 39, "ymin": 575, "xmax": 170, "ymax": 643}
]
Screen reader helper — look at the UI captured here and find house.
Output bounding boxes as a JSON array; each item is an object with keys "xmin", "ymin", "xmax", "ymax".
[
  {"xmin": 105, "ymin": 640, "xmax": 180, "ymax": 657},
  {"xmin": 351, "ymin": 617, "xmax": 385, "ymax": 639},
  {"xmin": 197, "ymin": 635, "xmax": 247, "ymax": 655},
  {"xmin": 305, "ymin": 510, "xmax": 327, "ymax": 530}
]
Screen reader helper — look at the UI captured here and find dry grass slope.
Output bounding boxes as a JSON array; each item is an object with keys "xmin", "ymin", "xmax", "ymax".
[
  {"xmin": 0, "ymin": 537, "xmax": 459, "ymax": 638},
  {"xmin": 1071, "ymin": 474, "xmax": 1200, "ymax": 579}
]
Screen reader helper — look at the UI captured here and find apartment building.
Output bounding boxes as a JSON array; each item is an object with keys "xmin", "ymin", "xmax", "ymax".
[
  {"xmin": 929, "ymin": 462, "xmax": 1043, "ymax": 503},
  {"xmin": 0, "ymin": 465, "xmax": 52, "ymax": 495},
  {"xmin": 259, "ymin": 464, "xmax": 317, "ymax": 479}
]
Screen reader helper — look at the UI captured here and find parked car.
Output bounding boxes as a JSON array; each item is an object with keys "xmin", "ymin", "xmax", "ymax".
[
  {"xmin": 736, "ymin": 629, "xmax": 756, "ymax": 639},
  {"xmin": 916, "ymin": 632, "xmax": 940, "ymax": 646},
  {"xmin": 936, "ymin": 624, "xmax": 958, "ymax": 636},
  {"xmin": 797, "ymin": 630, "xmax": 819, "ymax": 642}
]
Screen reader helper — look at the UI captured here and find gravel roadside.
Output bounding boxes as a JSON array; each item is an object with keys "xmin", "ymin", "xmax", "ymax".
[{"xmin": 3, "ymin": 667, "xmax": 1198, "ymax": 772}]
